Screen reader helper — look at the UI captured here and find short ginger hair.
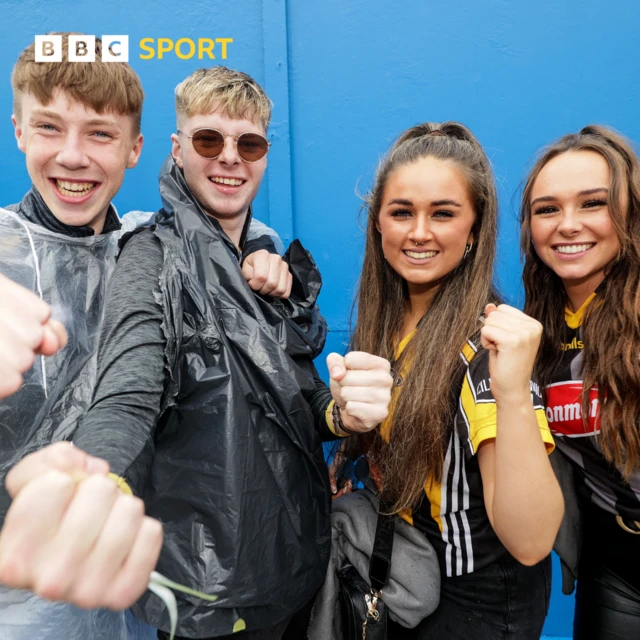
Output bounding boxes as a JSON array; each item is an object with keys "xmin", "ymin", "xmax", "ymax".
[{"xmin": 12, "ymin": 33, "xmax": 144, "ymax": 134}]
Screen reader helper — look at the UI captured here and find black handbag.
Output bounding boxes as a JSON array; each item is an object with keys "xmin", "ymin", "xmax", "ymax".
[{"xmin": 337, "ymin": 500, "xmax": 396, "ymax": 640}]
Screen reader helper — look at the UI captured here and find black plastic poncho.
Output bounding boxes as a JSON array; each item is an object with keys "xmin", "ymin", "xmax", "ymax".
[{"xmin": 126, "ymin": 158, "xmax": 331, "ymax": 637}]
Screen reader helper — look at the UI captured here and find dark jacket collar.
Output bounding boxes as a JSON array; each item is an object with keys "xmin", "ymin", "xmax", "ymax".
[{"xmin": 6, "ymin": 187, "xmax": 121, "ymax": 238}]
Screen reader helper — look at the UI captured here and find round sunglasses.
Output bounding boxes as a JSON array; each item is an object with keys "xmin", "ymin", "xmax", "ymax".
[{"xmin": 178, "ymin": 128, "xmax": 271, "ymax": 163}]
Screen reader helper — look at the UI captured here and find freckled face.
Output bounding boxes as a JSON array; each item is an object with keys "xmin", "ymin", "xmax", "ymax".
[
  {"xmin": 529, "ymin": 151, "xmax": 621, "ymax": 293},
  {"xmin": 377, "ymin": 157, "xmax": 476, "ymax": 297}
]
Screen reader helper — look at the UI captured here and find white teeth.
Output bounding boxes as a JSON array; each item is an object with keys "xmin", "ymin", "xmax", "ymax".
[
  {"xmin": 405, "ymin": 250, "xmax": 437, "ymax": 259},
  {"xmin": 56, "ymin": 179, "xmax": 96, "ymax": 197},
  {"xmin": 555, "ymin": 244, "xmax": 594, "ymax": 254},
  {"xmin": 210, "ymin": 177, "xmax": 244, "ymax": 186}
]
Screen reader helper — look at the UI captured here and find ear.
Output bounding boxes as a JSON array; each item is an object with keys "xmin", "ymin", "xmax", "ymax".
[
  {"xmin": 126, "ymin": 133, "xmax": 144, "ymax": 169},
  {"xmin": 171, "ymin": 133, "xmax": 184, "ymax": 169},
  {"xmin": 11, "ymin": 114, "xmax": 26, "ymax": 154},
  {"xmin": 375, "ymin": 218, "xmax": 382, "ymax": 234},
  {"xmin": 467, "ymin": 230, "xmax": 475, "ymax": 247}
]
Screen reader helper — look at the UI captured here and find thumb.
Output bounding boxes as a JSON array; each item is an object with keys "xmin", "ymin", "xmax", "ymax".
[
  {"xmin": 6, "ymin": 443, "xmax": 109, "ymax": 498},
  {"xmin": 37, "ymin": 320, "xmax": 68, "ymax": 356},
  {"xmin": 241, "ymin": 259, "xmax": 254, "ymax": 280},
  {"xmin": 326, "ymin": 353, "xmax": 346, "ymax": 381}
]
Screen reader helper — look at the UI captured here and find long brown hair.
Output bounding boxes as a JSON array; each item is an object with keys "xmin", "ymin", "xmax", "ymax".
[
  {"xmin": 521, "ymin": 125, "xmax": 640, "ymax": 478},
  {"xmin": 352, "ymin": 122, "xmax": 499, "ymax": 512}
]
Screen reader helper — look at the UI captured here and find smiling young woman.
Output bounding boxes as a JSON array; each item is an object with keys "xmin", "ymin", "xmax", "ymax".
[
  {"xmin": 521, "ymin": 125, "xmax": 640, "ymax": 639},
  {"xmin": 346, "ymin": 122, "xmax": 563, "ymax": 639}
]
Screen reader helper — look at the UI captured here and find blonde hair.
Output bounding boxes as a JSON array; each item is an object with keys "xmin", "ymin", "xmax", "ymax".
[
  {"xmin": 174, "ymin": 66, "xmax": 271, "ymax": 131},
  {"xmin": 12, "ymin": 33, "xmax": 144, "ymax": 135}
]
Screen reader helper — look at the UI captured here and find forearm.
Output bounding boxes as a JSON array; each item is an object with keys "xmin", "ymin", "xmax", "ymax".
[
  {"xmin": 489, "ymin": 396, "xmax": 564, "ymax": 565},
  {"xmin": 74, "ymin": 232, "xmax": 166, "ymax": 492}
]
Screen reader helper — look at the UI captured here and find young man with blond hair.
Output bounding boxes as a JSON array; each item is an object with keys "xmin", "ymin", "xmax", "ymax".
[{"xmin": 73, "ymin": 66, "xmax": 393, "ymax": 639}]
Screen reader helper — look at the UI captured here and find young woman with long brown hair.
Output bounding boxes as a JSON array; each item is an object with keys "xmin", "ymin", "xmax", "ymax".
[
  {"xmin": 341, "ymin": 121, "xmax": 563, "ymax": 639},
  {"xmin": 521, "ymin": 125, "xmax": 640, "ymax": 639}
]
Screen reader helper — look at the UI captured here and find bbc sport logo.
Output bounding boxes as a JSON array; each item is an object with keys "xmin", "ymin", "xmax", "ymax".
[
  {"xmin": 35, "ymin": 35, "xmax": 129, "ymax": 62},
  {"xmin": 34, "ymin": 34, "xmax": 233, "ymax": 62}
]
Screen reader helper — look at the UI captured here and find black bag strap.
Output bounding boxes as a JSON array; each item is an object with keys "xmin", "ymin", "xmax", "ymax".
[{"xmin": 368, "ymin": 495, "xmax": 395, "ymax": 592}]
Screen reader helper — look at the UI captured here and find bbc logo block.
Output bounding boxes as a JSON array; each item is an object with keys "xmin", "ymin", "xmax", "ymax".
[{"xmin": 34, "ymin": 35, "xmax": 129, "ymax": 62}]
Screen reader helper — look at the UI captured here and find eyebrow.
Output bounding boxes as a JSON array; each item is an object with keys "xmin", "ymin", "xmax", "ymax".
[
  {"xmin": 386, "ymin": 198, "xmax": 463, "ymax": 207},
  {"xmin": 29, "ymin": 109, "xmax": 62, "ymax": 120},
  {"xmin": 29, "ymin": 110, "xmax": 121, "ymax": 129},
  {"xmin": 85, "ymin": 118, "xmax": 121, "ymax": 129},
  {"xmin": 431, "ymin": 199, "xmax": 462, "ymax": 207},
  {"xmin": 530, "ymin": 187, "xmax": 608, "ymax": 207}
]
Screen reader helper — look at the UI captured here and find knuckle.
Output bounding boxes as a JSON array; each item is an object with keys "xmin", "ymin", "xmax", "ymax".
[
  {"xmin": 0, "ymin": 554, "xmax": 24, "ymax": 588},
  {"xmin": 83, "ymin": 474, "xmax": 118, "ymax": 500},
  {"xmin": 49, "ymin": 440, "xmax": 79, "ymax": 465},
  {"xmin": 118, "ymin": 494, "xmax": 145, "ymax": 518},
  {"xmin": 146, "ymin": 517, "xmax": 164, "ymax": 545},
  {"xmin": 105, "ymin": 584, "xmax": 137, "ymax": 611},
  {"xmin": 147, "ymin": 518, "xmax": 164, "ymax": 546},
  {"xmin": 34, "ymin": 571, "xmax": 68, "ymax": 602},
  {"xmin": 43, "ymin": 469, "xmax": 76, "ymax": 494},
  {"xmin": 72, "ymin": 584, "xmax": 102, "ymax": 610}
]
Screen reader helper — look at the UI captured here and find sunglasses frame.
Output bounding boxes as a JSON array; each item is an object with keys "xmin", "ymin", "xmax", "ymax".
[{"xmin": 177, "ymin": 127, "xmax": 271, "ymax": 163}]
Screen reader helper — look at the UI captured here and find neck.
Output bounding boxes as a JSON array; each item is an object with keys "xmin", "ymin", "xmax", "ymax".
[
  {"xmin": 402, "ymin": 282, "xmax": 439, "ymax": 337},
  {"xmin": 563, "ymin": 272, "xmax": 606, "ymax": 312},
  {"xmin": 207, "ymin": 210, "xmax": 248, "ymax": 247}
]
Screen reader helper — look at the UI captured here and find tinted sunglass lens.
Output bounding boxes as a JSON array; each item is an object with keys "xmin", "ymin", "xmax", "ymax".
[
  {"xmin": 192, "ymin": 129, "xmax": 224, "ymax": 158},
  {"xmin": 237, "ymin": 133, "xmax": 269, "ymax": 162}
]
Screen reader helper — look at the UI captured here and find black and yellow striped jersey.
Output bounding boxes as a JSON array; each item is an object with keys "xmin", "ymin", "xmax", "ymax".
[{"xmin": 380, "ymin": 332, "xmax": 554, "ymax": 577}]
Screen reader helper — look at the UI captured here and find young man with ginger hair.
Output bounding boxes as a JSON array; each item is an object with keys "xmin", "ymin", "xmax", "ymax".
[{"xmin": 72, "ymin": 66, "xmax": 393, "ymax": 639}]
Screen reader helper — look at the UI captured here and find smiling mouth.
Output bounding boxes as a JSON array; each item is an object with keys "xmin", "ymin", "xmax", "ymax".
[
  {"xmin": 53, "ymin": 179, "xmax": 98, "ymax": 198},
  {"xmin": 553, "ymin": 243, "xmax": 595, "ymax": 254},
  {"xmin": 209, "ymin": 177, "xmax": 246, "ymax": 187},
  {"xmin": 404, "ymin": 250, "xmax": 438, "ymax": 259}
]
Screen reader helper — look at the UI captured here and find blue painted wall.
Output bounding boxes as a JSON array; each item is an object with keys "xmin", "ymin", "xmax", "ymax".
[{"xmin": 3, "ymin": 1, "xmax": 639, "ymax": 636}]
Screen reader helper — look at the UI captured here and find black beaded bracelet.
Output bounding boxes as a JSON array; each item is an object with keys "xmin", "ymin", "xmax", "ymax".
[{"xmin": 332, "ymin": 401, "xmax": 359, "ymax": 436}]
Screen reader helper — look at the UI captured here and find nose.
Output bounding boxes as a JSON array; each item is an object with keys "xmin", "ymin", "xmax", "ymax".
[
  {"xmin": 408, "ymin": 215, "xmax": 433, "ymax": 245},
  {"xmin": 56, "ymin": 133, "xmax": 90, "ymax": 171},
  {"xmin": 557, "ymin": 208, "xmax": 583, "ymax": 236},
  {"xmin": 216, "ymin": 135, "xmax": 241, "ymax": 166}
]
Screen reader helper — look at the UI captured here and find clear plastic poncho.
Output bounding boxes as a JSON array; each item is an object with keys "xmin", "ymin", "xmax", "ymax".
[{"xmin": 0, "ymin": 207, "xmax": 155, "ymax": 640}]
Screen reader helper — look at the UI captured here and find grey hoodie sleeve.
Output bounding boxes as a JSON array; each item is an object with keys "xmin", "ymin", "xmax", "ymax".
[{"xmin": 73, "ymin": 230, "xmax": 166, "ymax": 493}]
